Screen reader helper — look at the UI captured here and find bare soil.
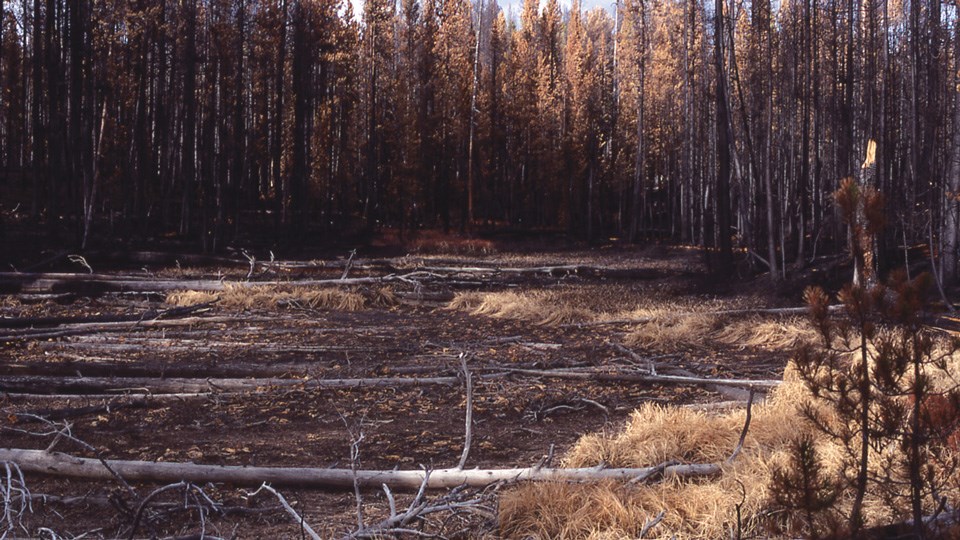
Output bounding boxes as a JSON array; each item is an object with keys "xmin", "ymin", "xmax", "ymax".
[{"xmin": 0, "ymin": 244, "xmax": 796, "ymax": 538}]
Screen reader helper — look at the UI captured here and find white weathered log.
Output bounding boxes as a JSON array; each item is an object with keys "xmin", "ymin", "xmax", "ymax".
[
  {"xmin": 565, "ymin": 304, "xmax": 843, "ymax": 328},
  {"xmin": 0, "ymin": 374, "xmax": 462, "ymax": 394},
  {"xmin": 0, "ymin": 316, "xmax": 249, "ymax": 342},
  {"xmin": 0, "ymin": 270, "xmax": 476, "ymax": 294},
  {"xmin": 0, "ymin": 449, "xmax": 722, "ymax": 490},
  {"xmin": 499, "ymin": 367, "xmax": 781, "ymax": 389}
]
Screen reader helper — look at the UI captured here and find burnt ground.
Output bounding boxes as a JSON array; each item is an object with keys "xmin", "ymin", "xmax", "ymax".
[{"xmin": 0, "ymin": 244, "xmax": 797, "ymax": 538}]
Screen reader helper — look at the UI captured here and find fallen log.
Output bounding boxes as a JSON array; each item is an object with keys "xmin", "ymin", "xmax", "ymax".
[
  {"xmin": 35, "ymin": 341, "xmax": 398, "ymax": 354},
  {"xmin": 0, "ymin": 448, "xmax": 722, "ymax": 490},
  {"xmin": 410, "ymin": 264, "xmax": 669, "ymax": 280},
  {"xmin": 658, "ymin": 366, "xmax": 754, "ymax": 402},
  {"xmin": 0, "ymin": 374, "xmax": 463, "ymax": 394},
  {"xmin": 1, "ymin": 358, "xmax": 334, "ymax": 379},
  {"xmin": 0, "ymin": 271, "xmax": 438, "ymax": 294},
  {"xmin": 9, "ymin": 399, "xmax": 159, "ymax": 422},
  {"xmin": 0, "ymin": 315, "xmax": 245, "ymax": 342},
  {"xmin": 499, "ymin": 367, "xmax": 781, "ymax": 390},
  {"xmin": 9, "ymin": 293, "xmax": 78, "ymax": 304},
  {"xmin": 1, "ymin": 367, "xmax": 779, "ymax": 396},
  {"xmin": 0, "ymin": 301, "xmax": 215, "ymax": 329},
  {"xmin": 2, "ymin": 392, "xmax": 225, "ymax": 401},
  {"xmin": 565, "ymin": 304, "xmax": 843, "ymax": 328},
  {"xmin": 0, "ymin": 264, "xmax": 668, "ymax": 296}
]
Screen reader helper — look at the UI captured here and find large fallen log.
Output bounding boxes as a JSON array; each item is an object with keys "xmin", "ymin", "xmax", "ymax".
[
  {"xmin": 0, "ymin": 448, "xmax": 722, "ymax": 490},
  {"xmin": 0, "ymin": 315, "xmax": 246, "ymax": 342},
  {"xmin": 0, "ymin": 374, "xmax": 462, "ymax": 394},
  {"xmin": 0, "ymin": 301, "xmax": 214, "ymax": 329},
  {"xmin": 35, "ymin": 341, "xmax": 400, "ymax": 354},
  {"xmin": 0, "ymin": 272, "xmax": 412, "ymax": 294},
  {"xmin": 499, "ymin": 367, "xmax": 781, "ymax": 390},
  {"xmin": 0, "ymin": 264, "xmax": 668, "ymax": 296},
  {"xmin": 564, "ymin": 304, "xmax": 843, "ymax": 328},
  {"xmin": 1, "ymin": 367, "xmax": 779, "ymax": 395},
  {"xmin": 409, "ymin": 264, "xmax": 669, "ymax": 280},
  {"xmin": 1, "ymin": 358, "xmax": 335, "ymax": 379}
]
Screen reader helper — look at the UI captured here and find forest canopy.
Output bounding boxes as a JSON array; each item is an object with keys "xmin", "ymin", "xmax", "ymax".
[{"xmin": 0, "ymin": 0, "xmax": 957, "ymax": 280}]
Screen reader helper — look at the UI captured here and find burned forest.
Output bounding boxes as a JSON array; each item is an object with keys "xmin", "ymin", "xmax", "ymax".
[{"xmin": 5, "ymin": 0, "xmax": 960, "ymax": 538}]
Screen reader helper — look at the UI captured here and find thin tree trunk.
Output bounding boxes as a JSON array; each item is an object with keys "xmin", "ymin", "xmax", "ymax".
[
  {"xmin": 466, "ymin": 0, "xmax": 483, "ymax": 226},
  {"xmin": 945, "ymin": 19, "xmax": 960, "ymax": 283},
  {"xmin": 714, "ymin": 0, "xmax": 733, "ymax": 273}
]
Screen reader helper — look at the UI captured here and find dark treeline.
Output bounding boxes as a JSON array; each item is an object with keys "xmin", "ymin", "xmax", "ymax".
[{"xmin": 0, "ymin": 0, "xmax": 959, "ymax": 280}]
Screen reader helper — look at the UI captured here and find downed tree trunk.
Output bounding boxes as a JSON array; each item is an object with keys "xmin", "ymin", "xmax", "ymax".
[
  {"xmin": 0, "ymin": 374, "xmax": 462, "ymax": 394},
  {"xmin": 0, "ymin": 264, "xmax": 668, "ymax": 296},
  {"xmin": 409, "ymin": 265, "xmax": 670, "ymax": 280},
  {"xmin": 499, "ymin": 367, "xmax": 781, "ymax": 390},
  {"xmin": 36, "ymin": 341, "xmax": 399, "ymax": 354},
  {"xmin": 0, "ymin": 315, "xmax": 244, "ymax": 342},
  {"xmin": 1, "ymin": 358, "xmax": 353, "ymax": 379},
  {"xmin": 0, "ymin": 272, "xmax": 411, "ymax": 294},
  {"xmin": 565, "ymin": 305, "xmax": 843, "ymax": 328},
  {"xmin": 0, "ymin": 448, "xmax": 722, "ymax": 490},
  {"xmin": 1, "ymin": 367, "xmax": 779, "ymax": 396},
  {"xmin": 0, "ymin": 301, "xmax": 214, "ymax": 329}
]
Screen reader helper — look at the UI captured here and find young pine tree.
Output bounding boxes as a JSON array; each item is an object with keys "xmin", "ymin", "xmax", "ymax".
[{"xmin": 779, "ymin": 179, "xmax": 960, "ymax": 538}]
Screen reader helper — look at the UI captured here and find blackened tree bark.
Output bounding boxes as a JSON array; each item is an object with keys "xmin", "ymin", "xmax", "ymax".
[{"xmin": 714, "ymin": 0, "xmax": 733, "ymax": 274}]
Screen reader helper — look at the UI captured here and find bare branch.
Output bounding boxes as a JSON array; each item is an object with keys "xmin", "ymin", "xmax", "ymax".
[
  {"xmin": 457, "ymin": 353, "xmax": 474, "ymax": 470},
  {"xmin": 727, "ymin": 388, "xmax": 755, "ymax": 463},
  {"xmin": 246, "ymin": 483, "xmax": 321, "ymax": 540}
]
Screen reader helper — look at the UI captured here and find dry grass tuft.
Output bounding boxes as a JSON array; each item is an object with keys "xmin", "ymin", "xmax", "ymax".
[
  {"xmin": 625, "ymin": 313, "xmax": 723, "ymax": 351},
  {"xmin": 498, "ymin": 370, "xmax": 861, "ymax": 539},
  {"xmin": 165, "ymin": 284, "xmax": 395, "ymax": 311},
  {"xmin": 713, "ymin": 316, "xmax": 818, "ymax": 351},
  {"xmin": 164, "ymin": 289, "xmax": 220, "ymax": 306},
  {"xmin": 500, "ymin": 357, "xmax": 960, "ymax": 538},
  {"xmin": 625, "ymin": 314, "xmax": 817, "ymax": 353},
  {"xmin": 447, "ymin": 290, "xmax": 595, "ymax": 326}
]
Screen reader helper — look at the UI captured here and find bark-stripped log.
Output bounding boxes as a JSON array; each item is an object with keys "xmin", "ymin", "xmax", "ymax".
[
  {"xmin": 565, "ymin": 305, "xmax": 843, "ymax": 327},
  {"xmin": 1, "ymin": 368, "xmax": 780, "ymax": 396},
  {"xmin": 0, "ymin": 264, "xmax": 668, "ymax": 295},
  {"xmin": 0, "ymin": 374, "xmax": 462, "ymax": 394},
  {"xmin": 0, "ymin": 448, "xmax": 722, "ymax": 490}
]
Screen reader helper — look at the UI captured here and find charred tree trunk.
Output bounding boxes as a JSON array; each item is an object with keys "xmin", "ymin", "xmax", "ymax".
[{"xmin": 714, "ymin": 0, "xmax": 733, "ymax": 274}]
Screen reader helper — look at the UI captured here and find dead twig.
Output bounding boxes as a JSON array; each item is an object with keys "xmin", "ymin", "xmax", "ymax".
[
  {"xmin": 639, "ymin": 509, "xmax": 667, "ymax": 538},
  {"xmin": 457, "ymin": 353, "xmax": 474, "ymax": 470},
  {"xmin": 341, "ymin": 249, "xmax": 358, "ymax": 280},
  {"xmin": 1, "ymin": 461, "xmax": 31, "ymax": 535},
  {"xmin": 341, "ymin": 472, "xmax": 495, "ymax": 539},
  {"xmin": 246, "ymin": 483, "xmax": 321, "ymax": 540},
  {"xmin": 67, "ymin": 255, "xmax": 93, "ymax": 274},
  {"xmin": 611, "ymin": 342, "xmax": 657, "ymax": 375},
  {"xmin": 727, "ymin": 388, "xmax": 755, "ymax": 463}
]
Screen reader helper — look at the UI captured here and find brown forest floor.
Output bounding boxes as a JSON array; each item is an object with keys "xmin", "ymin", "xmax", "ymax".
[{"xmin": 0, "ymin": 242, "xmax": 803, "ymax": 538}]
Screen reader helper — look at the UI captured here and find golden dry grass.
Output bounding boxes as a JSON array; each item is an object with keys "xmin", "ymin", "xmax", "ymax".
[
  {"xmin": 498, "ymin": 362, "xmax": 956, "ymax": 539},
  {"xmin": 446, "ymin": 285, "xmax": 766, "ymax": 328},
  {"xmin": 713, "ymin": 316, "xmax": 819, "ymax": 352},
  {"xmin": 625, "ymin": 313, "xmax": 724, "ymax": 351},
  {"xmin": 165, "ymin": 284, "xmax": 395, "ymax": 311},
  {"xmin": 447, "ymin": 290, "xmax": 594, "ymax": 326},
  {"xmin": 624, "ymin": 313, "xmax": 817, "ymax": 352}
]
